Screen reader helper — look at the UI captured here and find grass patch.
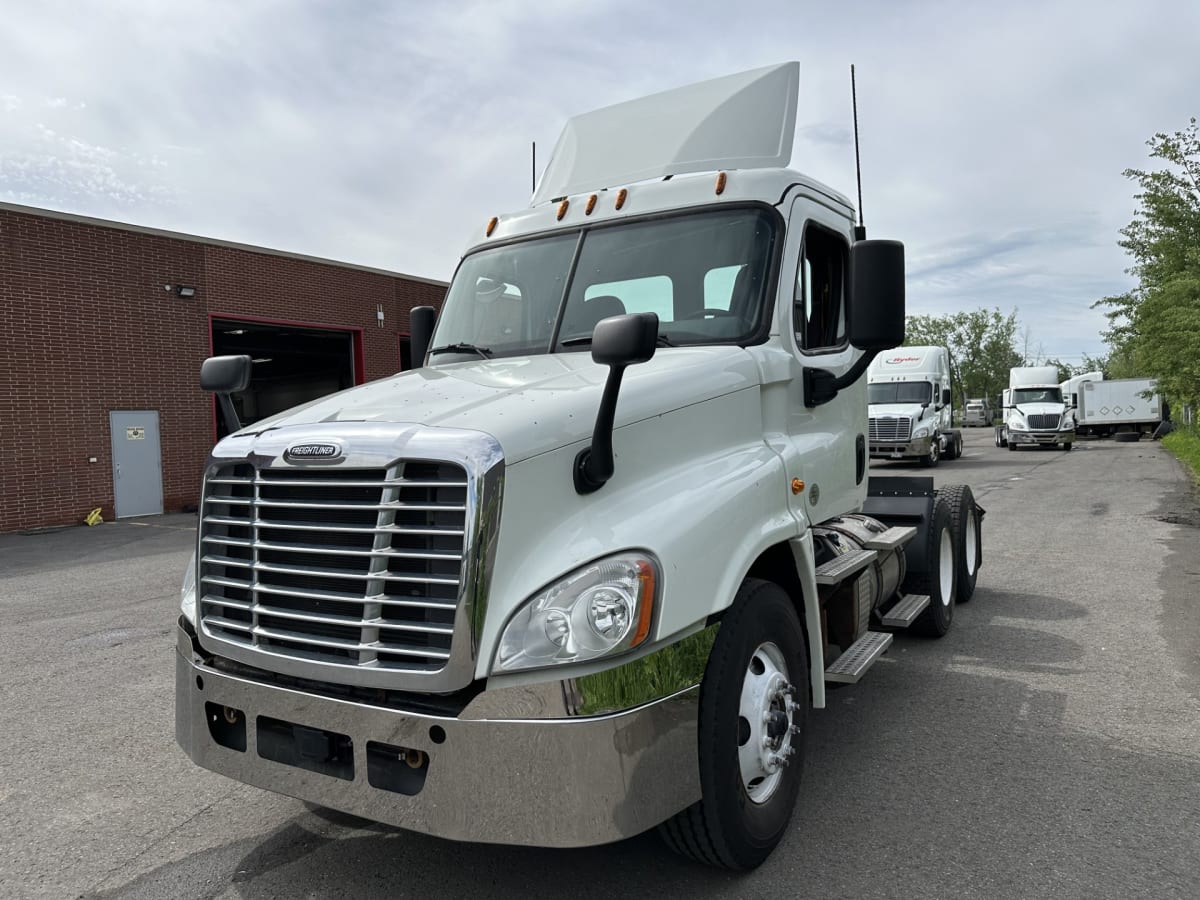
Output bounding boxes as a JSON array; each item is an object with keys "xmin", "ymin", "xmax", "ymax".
[{"xmin": 1163, "ymin": 427, "xmax": 1200, "ymax": 486}]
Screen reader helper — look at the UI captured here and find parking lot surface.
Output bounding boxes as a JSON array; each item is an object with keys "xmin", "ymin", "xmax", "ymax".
[{"xmin": 2, "ymin": 430, "xmax": 1199, "ymax": 899}]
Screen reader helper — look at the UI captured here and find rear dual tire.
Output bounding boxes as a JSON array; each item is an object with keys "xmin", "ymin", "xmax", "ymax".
[
  {"xmin": 938, "ymin": 485, "xmax": 981, "ymax": 603},
  {"xmin": 907, "ymin": 496, "xmax": 957, "ymax": 636}
]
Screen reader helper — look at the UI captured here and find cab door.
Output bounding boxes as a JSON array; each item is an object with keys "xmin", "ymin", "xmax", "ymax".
[{"xmin": 777, "ymin": 192, "xmax": 866, "ymax": 525}]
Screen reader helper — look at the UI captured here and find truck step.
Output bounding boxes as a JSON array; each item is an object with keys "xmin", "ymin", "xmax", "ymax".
[
  {"xmin": 879, "ymin": 593, "xmax": 930, "ymax": 627},
  {"xmin": 815, "ymin": 548, "xmax": 878, "ymax": 585},
  {"xmin": 824, "ymin": 631, "xmax": 893, "ymax": 684},
  {"xmin": 862, "ymin": 525, "xmax": 917, "ymax": 552}
]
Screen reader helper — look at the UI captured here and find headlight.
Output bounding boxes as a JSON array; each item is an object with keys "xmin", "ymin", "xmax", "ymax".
[
  {"xmin": 181, "ymin": 550, "xmax": 197, "ymax": 624},
  {"xmin": 494, "ymin": 552, "xmax": 658, "ymax": 674},
  {"xmin": 1009, "ymin": 416, "xmax": 1026, "ymax": 431},
  {"xmin": 912, "ymin": 421, "xmax": 932, "ymax": 439}
]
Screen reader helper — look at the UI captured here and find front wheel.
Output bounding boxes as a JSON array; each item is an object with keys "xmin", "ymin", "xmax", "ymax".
[
  {"xmin": 918, "ymin": 436, "xmax": 940, "ymax": 468},
  {"xmin": 659, "ymin": 579, "xmax": 807, "ymax": 870}
]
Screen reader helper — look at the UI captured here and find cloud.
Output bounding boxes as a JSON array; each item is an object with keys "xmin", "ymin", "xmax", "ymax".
[{"xmin": 0, "ymin": 0, "xmax": 1197, "ymax": 360}]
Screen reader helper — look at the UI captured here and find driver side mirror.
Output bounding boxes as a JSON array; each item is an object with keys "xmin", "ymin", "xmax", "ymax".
[
  {"xmin": 942, "ymin": 388, "xmax": 952, "ymax": 406},
  {"xmin": 847, "ymin": 240, "xmax": 905, "ymax": 351},
  {"xmin": 575, "ymin": 313, "xmax": 659, "ymax": 494}
]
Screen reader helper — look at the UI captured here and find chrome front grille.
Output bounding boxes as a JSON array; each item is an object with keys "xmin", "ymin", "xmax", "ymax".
[
  {"xmin": 198, "ymin": 462, "xmax": 468, "ymax": 676},
  {"xmin": 1027, "ymin": 414, "xmax": 1061, "ymax": 430},
  {"xmin": 868, "ymin": 416, "xmax": 912, "ymax": 443}
]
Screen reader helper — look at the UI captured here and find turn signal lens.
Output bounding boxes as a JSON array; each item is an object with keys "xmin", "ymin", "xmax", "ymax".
[
  {"xmin": 715, "ymin": 171, "xmax": 727, "ymax": 195},
  {"xmin": 557, "ymin": 199, "xmax": 570, "ymax": 220},
  {"xmin": 615, "ymin": 188, "xmax": 628, "ymax": 210},
  {"xmin": 486, "ymin": 216, "xmax": 498, "ymax": 236}
]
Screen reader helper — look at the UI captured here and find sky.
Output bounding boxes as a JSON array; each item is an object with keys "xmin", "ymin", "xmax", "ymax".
[{"xmin": 2, "ymin": 0, "xmax": 1197, "ymax": 363}]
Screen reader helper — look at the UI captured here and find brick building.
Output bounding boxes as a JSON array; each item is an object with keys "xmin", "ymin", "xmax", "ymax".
[{"xmin": 0, "ymin": 201, "xmax": 447, "ymax": 533}]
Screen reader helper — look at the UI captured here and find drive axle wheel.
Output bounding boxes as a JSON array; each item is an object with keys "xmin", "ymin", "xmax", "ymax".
[
  {"xmin": 908, "ymin": 496, "xmax": 957, "ymax": 636},
  {"xmin": 938, "ymin": 485, "xmax": 982, "ymax": 603},
  {"xmin": 659, "ymin": 579, "xmax": 807, "ymax": 870}
]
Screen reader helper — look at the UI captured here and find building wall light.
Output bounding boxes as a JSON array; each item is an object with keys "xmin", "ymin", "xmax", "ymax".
[{"xmin": 175, "ymin": 285, "xmax": 196, "ymax": 298}]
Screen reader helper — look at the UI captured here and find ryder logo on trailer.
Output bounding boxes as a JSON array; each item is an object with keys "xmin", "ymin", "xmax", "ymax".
[{"xmin": 284, "ymin": 441, "xmax": 343, "ymax": 462}]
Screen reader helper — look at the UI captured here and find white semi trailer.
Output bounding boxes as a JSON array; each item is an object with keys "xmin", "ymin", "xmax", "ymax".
[
  {"xmin": 175, "ymin": 64, "xmax": 986, "ymax": 870},
  {"xmin": 866, "ymin": 346, "xmax": 962, "ymax": 465}
]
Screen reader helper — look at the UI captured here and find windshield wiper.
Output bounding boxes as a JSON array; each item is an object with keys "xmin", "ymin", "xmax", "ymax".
[
  {"xmin": 561, "ymin": 333, "xmax": 677, "ymax": 349},
  {"xmin": 429, "ymin": 343, "xmax": 492, "ymax": 360}
]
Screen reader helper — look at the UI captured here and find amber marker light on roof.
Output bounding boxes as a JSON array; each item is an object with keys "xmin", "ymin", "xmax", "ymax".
[
  {"xmin": 557, "ymin": 199, "xmax": 570, "ymax": 220},
  {"xmin": 715, "ymin": 171, "xmax": 727, "ymax": 195},
  {"xmin": 585, "ymin": 194, "xmax": 597, "ymax": 215},
  {"xmin": 486, "ymin": 216, "xmax": 498, "ymax": 236},
  {"xmin": 615, "ymin": 188, "xmax": 628, "ymax": 210}
]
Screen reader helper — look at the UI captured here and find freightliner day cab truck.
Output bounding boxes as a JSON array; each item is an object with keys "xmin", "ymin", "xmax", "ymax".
[
  {"xmin": 995, "ymin": 365, "xmax": 1074, "ymax": 450},
  {"xmin": 175, "ymin": 64, "xmax": 986, "ymax": 870},
  {"xmin": 866, "ymin": 346, "xmax": 963, "ymax": 466}
]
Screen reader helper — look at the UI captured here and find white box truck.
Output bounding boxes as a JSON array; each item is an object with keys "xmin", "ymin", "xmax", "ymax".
[
  {"xmin": 1060, "ymin": 371, "xmax": 1104, "ymax": 411},
  {"xmin": 866, "ymin": 346, "xmax": 962, "ymax": 465},
  {"xmin": 1077, "ymin": 377, "xmax": 1161, "ymax": 437},
  {"xmin": 175, "ymin": 64, "xmax": 986, "ymax": 870},
  {"xmin": 996, "ymin": 365, "xmax": 1074, "ymax": 450}
]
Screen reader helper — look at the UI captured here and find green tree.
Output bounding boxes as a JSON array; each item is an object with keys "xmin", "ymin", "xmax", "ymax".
[
  {"xmin": 1096, "ymin": 118, "xmax": 1200, "ymax": 412},
  {"xmin": 1043, "ymin": 358, "xmax": 1076, "ymax": 385},
  {"xmin": 905, "ymin": 308, "xmax": 1022, "ymax": 408}
]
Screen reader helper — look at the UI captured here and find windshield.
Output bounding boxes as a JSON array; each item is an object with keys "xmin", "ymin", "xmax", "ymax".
[
  {"xmin": 1012, "ymin": 387, "xmax": 1062, "ymax": 405},
  {"xmin": 868, "ymin": 381, "xmax": 932, "ymax": 404},
  {"xmin": 430, "ymin": 208, "xmax": 778, "ymax": 359}
]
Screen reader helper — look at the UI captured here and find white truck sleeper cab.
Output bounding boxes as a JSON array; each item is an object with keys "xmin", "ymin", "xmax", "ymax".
[
  {"xmin": 866, "ymin": 346, "xmax": 962, "ymax": 466},
  {"xmin": 176, "ymin": 63, "xmax": 986, "ymax": 870},
  {"xmin": 998, "ymin": 365, "xmax": 1074, "ymax": 450}
]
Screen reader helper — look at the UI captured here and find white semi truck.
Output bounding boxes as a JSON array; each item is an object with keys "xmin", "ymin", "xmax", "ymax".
[
  {"xmin": 866, "ymin": 346, "xmax": 962, "ymax": 465},
  {"xmin": 175, "ymin": 64, "xmax": 986, "ymax": 870},
  {"xmin": 995, "ymin": 365, "xmax": 1074, "ymax": 450}
]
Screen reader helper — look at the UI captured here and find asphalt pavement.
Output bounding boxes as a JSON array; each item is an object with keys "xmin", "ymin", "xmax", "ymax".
[{"xmin": 1, "ymin": 429, "xmax": 1198, "ymax": 899}]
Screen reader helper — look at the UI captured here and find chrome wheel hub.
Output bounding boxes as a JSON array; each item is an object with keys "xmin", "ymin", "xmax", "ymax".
[{"xmin": 737, "ymin": 642, "xmax": 797, "ymax": 804}]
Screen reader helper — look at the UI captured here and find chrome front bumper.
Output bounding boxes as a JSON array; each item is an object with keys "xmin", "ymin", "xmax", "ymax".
[
  {"xmin": 869, "ymin": 435, "xmax": 933, "ymax": 459},
  {"xmin": 1009, "ymin": 429, "xmax": 1073, "ymax": 445},
  {"xmin": 175, "ymin": 627, "xmax": 700, "ymax": 847}
]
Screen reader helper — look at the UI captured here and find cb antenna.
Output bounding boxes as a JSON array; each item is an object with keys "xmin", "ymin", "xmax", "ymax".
[{"xmin": 851, "ymin": 64, "xmax": 866, "ymax": 241}]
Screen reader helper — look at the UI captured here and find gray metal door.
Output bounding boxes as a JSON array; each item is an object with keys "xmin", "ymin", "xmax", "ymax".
[{"xmin": 110, "ymin": 411, "xmax": 163, "ymax": 518}]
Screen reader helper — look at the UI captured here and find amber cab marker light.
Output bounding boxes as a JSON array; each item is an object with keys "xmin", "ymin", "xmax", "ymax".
[
  {"xmin": 585, "ymin": 194, "xmax": 597, "ymax": 215},
  {"xmin": 486, "ymin": 216, "xmax": 498, "ymax": 237},
  {"xmin": 791, "ymin": 478, "xmax": 805, "ymax": 495},
  {"xmin": 715, "ymin": 171, "xmax": 727, "ymax": 195},
  {"xmin": 615, "ymin": 188, "xmax": 628, "ymax": 210},
  {"xmin": 557, "ymin": 199, "xmax": 570, "ymax": 220}
]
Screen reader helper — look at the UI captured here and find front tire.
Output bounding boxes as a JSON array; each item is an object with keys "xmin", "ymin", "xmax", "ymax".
[
  {"xmin": 659, "ymin": 579, "xmax": 807, "ymax": 870},
  {"xmin": 918, "ymin": 435, "xmax": 940, "ymax": 468}
]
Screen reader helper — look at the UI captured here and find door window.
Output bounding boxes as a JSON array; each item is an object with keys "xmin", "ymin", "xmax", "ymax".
[{"xmin": 795, "ymin": 225, "xmax": 847, "ymax": 351}]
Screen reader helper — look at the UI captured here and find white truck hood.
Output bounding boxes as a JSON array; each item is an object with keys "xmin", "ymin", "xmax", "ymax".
[
  {"xmin": 868, "ymin": 402, "xmax": 930, "ymax": 420},
  {"xmin": 238, "ymin": 347, "xmax": 761, "ymax": 464}
]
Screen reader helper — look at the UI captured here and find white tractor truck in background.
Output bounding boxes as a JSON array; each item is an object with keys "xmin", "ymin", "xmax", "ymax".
[
  {"xmin": 866, "ymin": 346, "xmax": 963, "ymax": 466},
  {"xmin": 175, "ymin": 64, "xmax": 987, "ymax": 871},
  {"xmin": 996, "ymin": 365, "xmax": 1074, "ymax": 450}
]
